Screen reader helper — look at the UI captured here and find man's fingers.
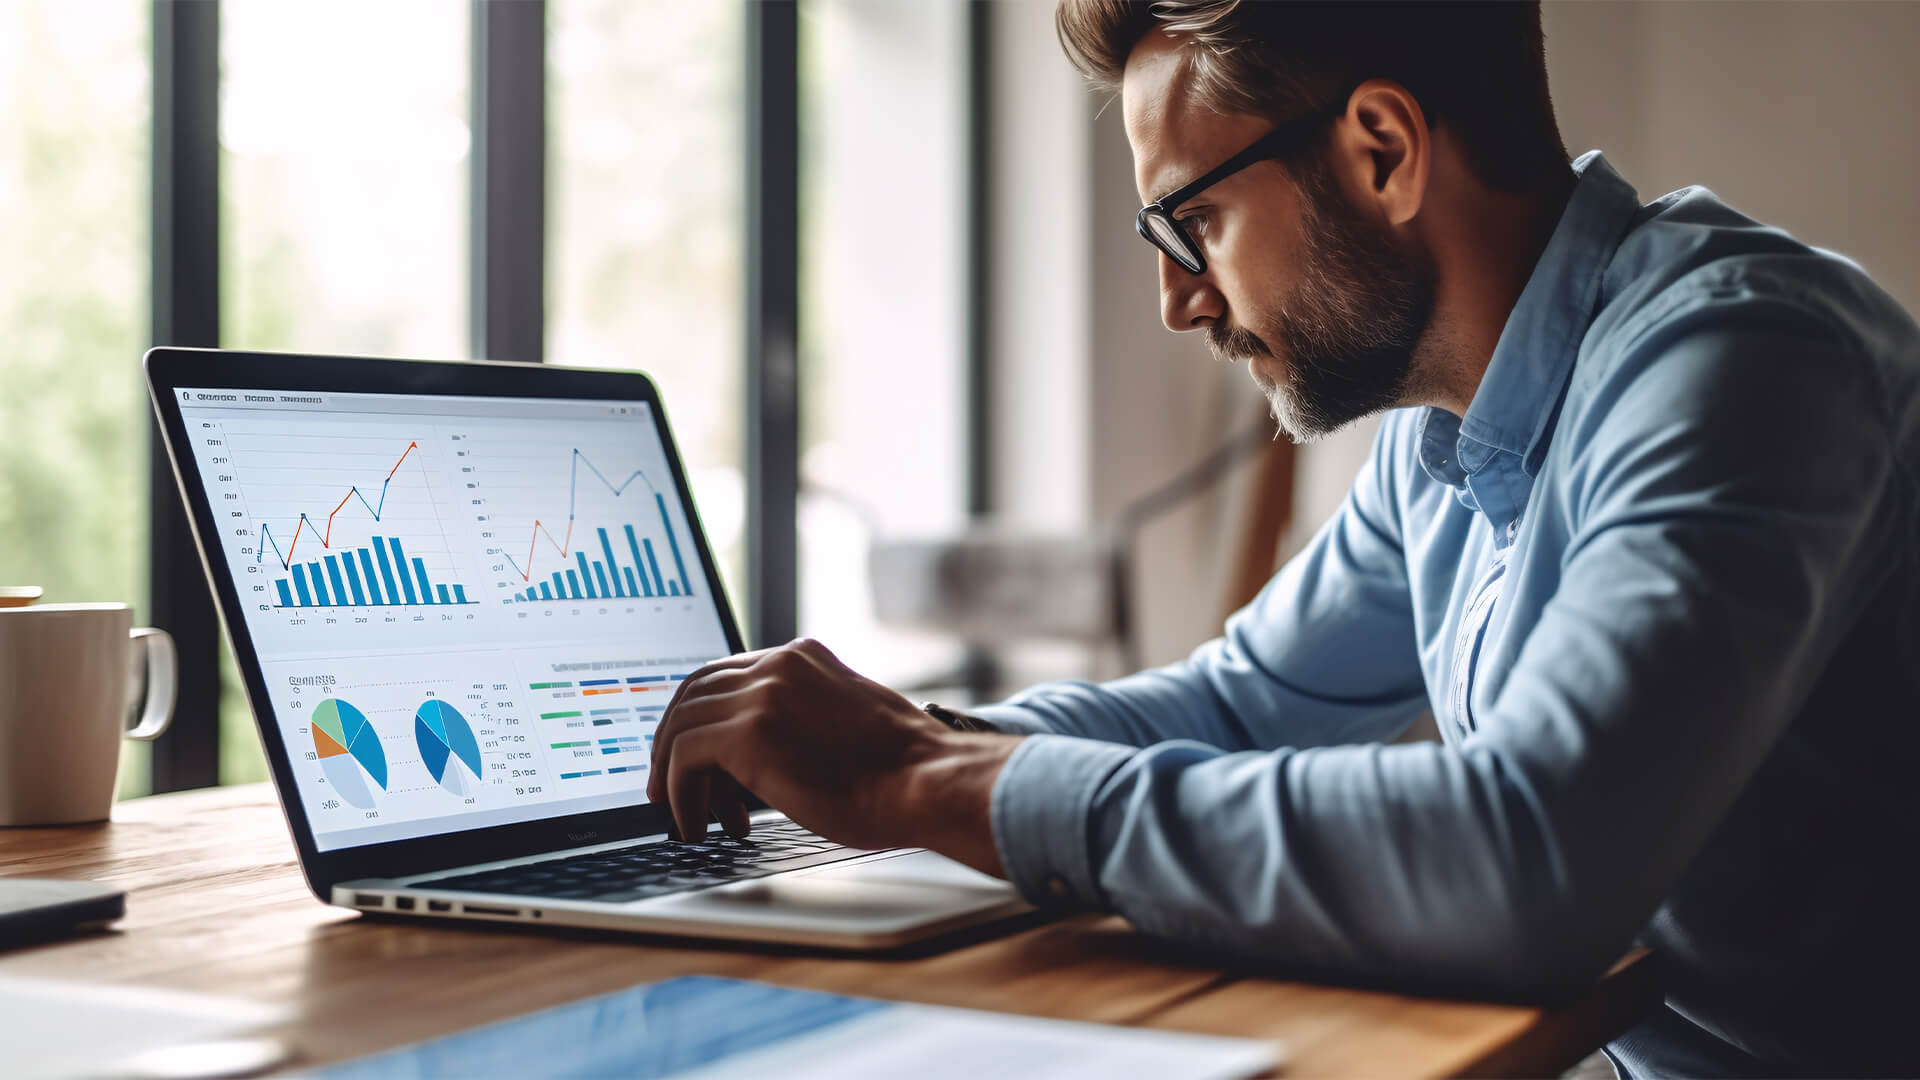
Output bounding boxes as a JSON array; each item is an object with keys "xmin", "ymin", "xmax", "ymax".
[
  {"xmin": 664, "ymin": 720, "xmax": 744, "ymax": 842},
  {"xmin": 710, "ymin": 773, "xmax": 752, "ymax": 838},
  {"xmin": 663, "ymin": 646, "xmax": 781, "ymax": 715},
  {"xmin": 649, "ymin": 681, "xmax": 763, "ymax": 801}
]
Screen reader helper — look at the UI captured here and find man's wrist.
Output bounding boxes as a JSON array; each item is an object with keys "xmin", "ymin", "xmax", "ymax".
[{"xmin": 897, "ymin": 729, "xmax": 1023, "ymax": 879}]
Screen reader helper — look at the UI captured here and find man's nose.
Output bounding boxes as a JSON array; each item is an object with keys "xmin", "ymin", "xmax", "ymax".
[{"xmin": 1159, "ymin": 254, "xmax": 1224, "ymax": 333}]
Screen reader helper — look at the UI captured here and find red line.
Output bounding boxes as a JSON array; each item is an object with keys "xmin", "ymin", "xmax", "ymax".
[
  {"xmin": 519, "ymin": 519, "xmax": 572, "ymax": 582},
  {"xmin": 286, "ymin": 516, "xmax": 317, "ymax": 565},
  {"xmin": 387, "ymin": 441, "xmax": 418, "ymax": 480},
  {"xmin": 321, "ymin": 489, "xmax": 354, "ymax": 548}
]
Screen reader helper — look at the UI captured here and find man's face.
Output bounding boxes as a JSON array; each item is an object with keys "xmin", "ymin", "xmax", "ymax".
[{"xmin": 1122, "ymin": 34, "xmax": 1435, "ymax": 440}]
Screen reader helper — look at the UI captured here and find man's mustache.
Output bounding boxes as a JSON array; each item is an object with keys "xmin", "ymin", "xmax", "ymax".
[{"xmin": 1207, "ymin": 323, "xmax": 1273, "ymax": 362}]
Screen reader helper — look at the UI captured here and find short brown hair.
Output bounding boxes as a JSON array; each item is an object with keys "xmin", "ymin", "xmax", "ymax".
[{"xmin": 1056, "ymin": 0, "xmax": 1568, "ymax": 194}]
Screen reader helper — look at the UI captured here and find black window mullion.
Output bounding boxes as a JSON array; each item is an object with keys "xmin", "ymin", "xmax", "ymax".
[
  {"xmin": 470, "ymin": 0, "xmax": 547, "ymax": 365},
  {"xmin": 745, "ymin": 0, "xmax": 800, "ymax": 649},
  {"xmin": 148, "ymin": 0, "xmax": 223, "ymax": 792}
]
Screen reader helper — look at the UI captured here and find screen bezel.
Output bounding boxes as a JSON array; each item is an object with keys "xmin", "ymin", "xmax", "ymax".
[{"xmin": 145, "ymin": 347, "xmax": 751, "ymax": 899}]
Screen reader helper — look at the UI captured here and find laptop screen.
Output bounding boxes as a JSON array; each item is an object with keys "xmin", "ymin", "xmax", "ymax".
[{"xmin": 175, "ymin": 386, "xmax": 734, "ymax": 853}]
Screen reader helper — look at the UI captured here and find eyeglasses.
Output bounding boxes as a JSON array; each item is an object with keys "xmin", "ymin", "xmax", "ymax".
[{"xmin": 1135, "ymin": 105, "xmax": 1341, "ymax": 275}]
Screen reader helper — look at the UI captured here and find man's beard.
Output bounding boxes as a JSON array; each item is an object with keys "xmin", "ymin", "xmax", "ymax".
[{"xmin": 1208, "ymin": 157, "xmax": 1436, "ymax": 442}]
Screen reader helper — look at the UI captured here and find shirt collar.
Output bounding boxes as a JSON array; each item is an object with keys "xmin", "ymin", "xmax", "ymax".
[{"xmin": 1417, "ymin": 152, "xmax": 1643, "ymax": 489}]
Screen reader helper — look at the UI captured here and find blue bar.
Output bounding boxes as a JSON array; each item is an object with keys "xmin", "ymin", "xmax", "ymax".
[
  {"xmin": 384, "ymin": 538, "xmax": 416, "ymax": 604},
  {"xmin": 593, "ymin": 562, "xmax": 612, "ymax": 597},
  {"xmin": 525, "ymin": 586, "xmax": 537, "ymax": 600},
  {"xmin": 565, "ymin": 570, "xmax": 583, "ymax": 599},
  {"xmin": 539, "ymin": 581, "xmax": 553, "ymax": 600},
  {"xmin": 580, "ymin": 679, "xmax": 618, "ymax": 687},
  {"xmin": 436, "ymin": 585, "xmax": 451, "ymax": 604},
  {"xmin": 292, "ymin": 566, "xmax": 313, "ymax": 606},
  {"xmin": 326, "ymin": 556, "xmax": 351, "ymax": 606},
  {"xmin": 669, "ymin": 581, "xmax": 681, "ymax": 597},
  {"xmin": 572, "ymin": 551, "xmax": 594, "ymax": 599},
  {"xmin": 453, "ymin": 584, "xmax": 468, "ymax": 604},
  {"xmin": 550, "ymin": 571, "xmax": 566, "ymax": 599},
  {"xmin": 308, "ymin": 562, "xmax": 331, "ymax": 606},
  {"xmin": 625, "ymin": 526, "xmax": 654, "ymax": 597},
  {"xmin": 276, "ymin": 579, "xmax": 295, "ymax": 607},
  {"xmin": 412, "ymin": 556, "xmax": 434, "ymax": 604},
  {"xmin": 657, "ymin": 493, "xmax": 692, "ymax": 596},
  {"xmin": 598, "ymin": 528, "xmax": 624, "ymax": 597},
  {"xmin": 623, "ymin": 567, "xmax": 640, "ymax": 597},
  {"xmin": 643, "ymin": 539, "xmax": 667, "ymax": 597},
  {"xmin": 355, "ymin": 549, "xmax": 382, "ymax": 604}
]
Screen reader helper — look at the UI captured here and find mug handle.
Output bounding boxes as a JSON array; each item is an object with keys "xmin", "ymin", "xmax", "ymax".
[{"xmin": 127, "ymin": 627, "xmax": 177, "ymax": 741}]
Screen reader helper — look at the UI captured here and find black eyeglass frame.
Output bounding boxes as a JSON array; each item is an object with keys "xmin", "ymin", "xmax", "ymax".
[{"xmin": 1134, "ymin": 104, "xmax": 1344, "ymax": 275}]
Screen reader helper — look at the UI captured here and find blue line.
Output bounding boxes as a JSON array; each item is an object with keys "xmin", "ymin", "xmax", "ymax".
[{"xmin": 253, "ymin": 464, "xmax": 402, "ymax": 568}]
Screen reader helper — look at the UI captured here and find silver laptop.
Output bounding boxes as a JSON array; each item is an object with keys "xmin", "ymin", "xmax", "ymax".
[{"xmin": 147, "ymin": 347, "xmax": 1030, "ymax": 949}]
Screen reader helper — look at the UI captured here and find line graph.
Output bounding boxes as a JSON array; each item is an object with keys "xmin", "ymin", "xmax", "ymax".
[
  {"xmin": 239, "ymin": 436, "xmax": 477, "ymax": 610},
  {"xmin": 491, "ymin": 449, "xmax": 695, "ymax": 603}
]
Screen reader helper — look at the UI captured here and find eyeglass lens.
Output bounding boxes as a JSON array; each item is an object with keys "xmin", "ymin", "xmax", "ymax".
[{"xmin": 1142, "ymin": 210, "xmax": 1203, "ymax": 273}]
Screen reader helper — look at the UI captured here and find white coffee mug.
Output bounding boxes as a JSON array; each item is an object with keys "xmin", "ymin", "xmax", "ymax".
[{"xmin": 0, "ymin": 603, "xmax": 176, "ymax": 825}]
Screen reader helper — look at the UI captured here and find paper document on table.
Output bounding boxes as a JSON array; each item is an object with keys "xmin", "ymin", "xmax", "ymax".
[
  {"xmin": 0, "ymin": 975, "xmax": 288, "ymax": 1080},
  {"xmin": 312, "ymin": 975, "xmax": 1280, "ymax": 1080}
]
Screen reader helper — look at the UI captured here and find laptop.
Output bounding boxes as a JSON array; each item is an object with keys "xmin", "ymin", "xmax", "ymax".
[{"xmin": 146, "ymin": 347, "xmax": 1030, "ymax": 949}]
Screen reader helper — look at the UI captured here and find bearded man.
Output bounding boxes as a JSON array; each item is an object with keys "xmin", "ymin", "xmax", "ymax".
[{"xmin": 650, "ymin": 4, "xmax": 1920, "ymax": 1074}]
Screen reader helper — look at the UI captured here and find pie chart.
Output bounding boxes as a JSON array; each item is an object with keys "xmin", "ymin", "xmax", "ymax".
[
  {"xmin": 312, "ymin": 698, "xmax": 388, "ymax": 810},
  {"xmin": 414, "ymin": 699, "xmax": 484, "ymax": 796}
]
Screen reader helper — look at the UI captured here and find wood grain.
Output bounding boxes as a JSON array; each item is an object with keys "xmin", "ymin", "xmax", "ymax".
[{"xmin": 0, "ymin": 784, "xmax": 1656, "ymax": 1075}]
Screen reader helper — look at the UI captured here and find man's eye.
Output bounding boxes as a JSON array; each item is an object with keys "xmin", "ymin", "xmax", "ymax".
[{"xmin": 1180, "ymin": 212, "xmax": 1211, "ymax": 239}]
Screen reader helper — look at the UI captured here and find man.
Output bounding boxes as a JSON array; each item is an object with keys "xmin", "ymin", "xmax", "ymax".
[{"xmin": 650, "ymin": 2, "xmax": 1919, "ymax": 1075}]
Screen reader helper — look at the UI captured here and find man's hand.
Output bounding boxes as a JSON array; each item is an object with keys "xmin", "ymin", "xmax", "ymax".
[{"xmin": 646, "ymin": 638, "xmax": 1020, "ymax": 877}]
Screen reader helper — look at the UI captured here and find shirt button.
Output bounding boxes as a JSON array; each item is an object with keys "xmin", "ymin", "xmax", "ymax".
[{"xmin": 1046, "ymin": 875, "xmax": 1073, "ymax": 902}]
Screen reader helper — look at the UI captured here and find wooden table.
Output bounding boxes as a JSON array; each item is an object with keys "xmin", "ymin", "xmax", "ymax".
[{"xmin": 0, "ymin": 785, "xmax": 1656, "ymax": 1076}]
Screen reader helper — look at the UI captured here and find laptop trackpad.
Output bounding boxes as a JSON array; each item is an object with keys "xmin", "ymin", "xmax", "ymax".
[{"xmin": 647, "ymin": 851, "xmax": 1016, "ymax": 928}]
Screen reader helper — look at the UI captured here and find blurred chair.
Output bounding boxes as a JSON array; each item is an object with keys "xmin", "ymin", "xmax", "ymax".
[{"xmin": 860, "ymin": 421, "xmax": 1291, "ymax": 698}]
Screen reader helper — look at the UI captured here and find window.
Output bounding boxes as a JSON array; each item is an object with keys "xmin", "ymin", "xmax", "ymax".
[
  {"xmin": 797, "ymin": 0, "xmax": 970, "ymax": 684},
  {"xmin": 34, "ymin": 0, "xmax": 981, "ymax": 794},
  {"xmin": 547, "ymin": 0, "xmax": 749, "ymax": 616},
  {"xmin": 218, "ymin": 0, "xmax": 471, "ymax": 782},
  {"xmin": 0, "ymin": 1, "xmax": 151, "ymax": 796}
]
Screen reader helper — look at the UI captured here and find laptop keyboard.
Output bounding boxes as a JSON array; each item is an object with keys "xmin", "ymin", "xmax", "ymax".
[{"xmin": 412, "ymin": 820, "xmax": 869, "ymax": 904}]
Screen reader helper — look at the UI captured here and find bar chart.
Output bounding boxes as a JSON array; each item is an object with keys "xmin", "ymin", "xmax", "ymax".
[
  {"xmin": 273, "ymin": 535, "xmax": 476, "ymax": 609},
  {"xmin": 497, "ymin": 449, "xmax": 698, "ymax": 605}
]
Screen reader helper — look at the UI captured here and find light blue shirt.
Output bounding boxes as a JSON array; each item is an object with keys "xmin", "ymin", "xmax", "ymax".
[{"xmin": 980, "ymin": 153, "xmax": 1920, "ymax": 1077}]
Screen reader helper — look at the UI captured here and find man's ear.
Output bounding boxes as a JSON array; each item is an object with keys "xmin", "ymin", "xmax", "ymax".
[{"xmin": 1326, "ymin": 78, "xmax": 1430, "ymax": 227}]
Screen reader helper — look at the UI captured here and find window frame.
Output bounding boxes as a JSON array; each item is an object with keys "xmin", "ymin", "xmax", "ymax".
[{"xmin": 145, "ymin": 0, "xmax": 985, "ymax": 790}]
